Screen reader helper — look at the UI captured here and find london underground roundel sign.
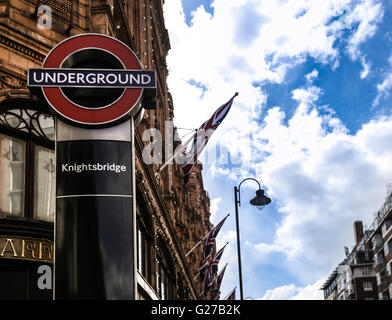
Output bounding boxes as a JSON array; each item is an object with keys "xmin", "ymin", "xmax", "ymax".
[{"xmin": 28, "ymin": 33, "xmax": 155, "ymax": 127}]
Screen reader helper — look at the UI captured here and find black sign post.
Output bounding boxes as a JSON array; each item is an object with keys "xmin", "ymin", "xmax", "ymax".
[
  {"xmin": 55, "ymin": 121, "xmax": 134, "ymax": 299},
  {"xmin": 28, "ymin": 34, "xmax": 155, "ymax": 299}
]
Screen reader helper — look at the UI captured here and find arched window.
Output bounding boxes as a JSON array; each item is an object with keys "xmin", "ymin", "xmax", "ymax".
[{"xmin": 0, "ymin": 102, "xmax": 55, "ymax": 222}]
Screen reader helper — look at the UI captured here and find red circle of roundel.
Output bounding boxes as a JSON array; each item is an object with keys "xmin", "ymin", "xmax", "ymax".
[{"xmin": 42, "ymin": 34, "xmax": 143, "ymax": 126}]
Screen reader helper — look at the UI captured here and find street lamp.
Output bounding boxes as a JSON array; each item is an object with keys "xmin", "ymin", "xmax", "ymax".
[{"xmin": 234, "ymin": 178, "xmax": 271, "ymax": 300}]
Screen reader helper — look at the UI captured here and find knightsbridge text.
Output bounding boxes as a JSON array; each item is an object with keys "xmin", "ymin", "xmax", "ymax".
[{"xmin": 61, "ymin": 163, "xmax": 127, "ymax": 174}]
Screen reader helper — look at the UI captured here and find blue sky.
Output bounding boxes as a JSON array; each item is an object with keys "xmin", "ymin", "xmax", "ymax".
[{"xmin": 164, "ymin": 0, "xmax": 392, "ymax": 299}]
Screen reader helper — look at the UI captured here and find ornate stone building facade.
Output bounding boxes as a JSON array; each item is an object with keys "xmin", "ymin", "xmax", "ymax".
[{"xmin": 0, "ymin": 0, "xmax": 212, "ymax": 299}]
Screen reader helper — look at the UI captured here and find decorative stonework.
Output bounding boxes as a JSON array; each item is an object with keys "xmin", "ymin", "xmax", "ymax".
[
  {"xmin": 0, "ymin": 34, "xmax": 45, "ymax": 62},
  {"xmin": 0, "ymin": 75, "xmax": 26, "ymax": 90},
  {"xmin": 36, "ymin": 0, "xmax": 72, "ymax": 16}
]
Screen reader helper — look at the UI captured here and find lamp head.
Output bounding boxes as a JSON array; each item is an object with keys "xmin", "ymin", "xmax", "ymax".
[{"xmin": 250, "ymin": 189, "xmax": 271, "ymax": 211}]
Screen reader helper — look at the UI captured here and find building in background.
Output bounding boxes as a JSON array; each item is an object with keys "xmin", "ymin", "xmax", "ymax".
[
  {"xmin": 368, "ymin": 189, "xmax": 392, "ymax": 300},
  {"xmin": 0, "ymin": 0, "xmax": 212, "ymax": 300},
  {"xmin": 321, "ymin": 188, "xmax": 392, "ymax": 300}
]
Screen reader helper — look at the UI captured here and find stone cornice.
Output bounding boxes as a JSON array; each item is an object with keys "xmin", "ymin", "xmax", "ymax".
[{"xmin": 0, "ymin": 28, "xmax": 46, "ymax": 62}]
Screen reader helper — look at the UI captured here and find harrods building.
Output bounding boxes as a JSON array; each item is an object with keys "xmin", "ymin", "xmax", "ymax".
[{"xmin": 0, "ymin": 0, "xmax": 213, "ymax": 299}]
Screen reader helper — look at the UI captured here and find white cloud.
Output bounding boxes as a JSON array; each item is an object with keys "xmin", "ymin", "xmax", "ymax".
[
  {"xmin": 210, "ymin": 197, "xmax": 222, "ymax": 223},
  {"xmin": 291, "ymin": 86, "xmax": 322, "ymax": 106},
  {"xmin": 261, "ymin": 279, "xmax": 324, "ymax": 300},
  {"xmin": 343, "ymin": 0, "xmax": 384, "ymax": 80},
  {"xmin": 261, "ymin": 284, "xmax": 298, "ymax": 300},
  {"xmin": 252, "ymin": 102, "xmax": 392, "ymax": 282},
  {"xmin": 305, "ymin": 69, "xmax": 319, "ymax": 83},
  {"xmin": 360, "ymin": 56, "xmax": 371, "ymax": 79},
  {"xmin": 373, "ymin": 54, "xmax": 392, "ymax": 107},
  {"xmin": 164, "ymin": 0, "xmax": 366, "ymax": 124},
  {"xmin": 254, "ymin": 242, "xmax": 284, "ymax": 255},
  {"xmin": 373, "ymin": 73, "xmax": 392, "ymax": 107},
  {"xmin": 346, "ymin": 0, "xmax": 384, "ymax": 61},
  {"xmin": 163, "ymin": 0, "xmax": 383, "ymax": 170}
]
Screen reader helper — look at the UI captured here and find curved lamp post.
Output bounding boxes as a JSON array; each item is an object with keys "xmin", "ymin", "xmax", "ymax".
[{"xmin": 234, "ymin": 178, "xmax": 271, "ymax": 300}]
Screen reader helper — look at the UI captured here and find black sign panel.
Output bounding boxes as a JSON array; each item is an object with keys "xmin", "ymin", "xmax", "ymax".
[{"xmin": 56, "ymin": 140, "xmax": 132, "ymax": 196}]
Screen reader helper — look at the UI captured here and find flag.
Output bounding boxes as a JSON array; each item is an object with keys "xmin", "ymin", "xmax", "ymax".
[
  {"xmin": 225, "ymin": 287, "xmax": 236, "ymax": 300},
  {"xmin": 201, "ymin": 214, "xmax": 228, "ymax": 262},
  {"xmin": 202, "ymin": 246, "xmax": 227, "ymax": 297},
  {"xmin": 210, "ymin": 264, "xmax": 227, "ymax": 300},
  {"xmin": 180, "ymin": 93, "xmax": 238, "ymax": 184},
  {"xmin": 207, "ymin": 244, "xmax": 227, "ymax": 288},
  {"xmin": 202, "ymin": 266, "xmax": 211, "ymax": 296}
]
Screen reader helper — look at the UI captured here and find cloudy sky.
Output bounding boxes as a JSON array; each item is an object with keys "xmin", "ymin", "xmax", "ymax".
[{"xmin": 163, "ymin": 0, "xmax": 392, "ymax": 300}]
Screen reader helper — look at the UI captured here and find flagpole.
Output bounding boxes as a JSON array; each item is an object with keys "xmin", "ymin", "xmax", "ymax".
[
  {"xmin": 185, "ymin": 213, "xmax": 230, "ymax": 257},
  {"xmin": 185, "ymin": 237, "xmax": 206, "ymax": 258},
  {"xmin": 218, "ymin": 262, "xmax": 228, "ymax": 275},
  {"xmin": 157, "ymin": 131, "xmax": 196, "ymax": 173},
  {"xmin": 220, "ymin": 243, "xmax": 229, "ymax": 252}
]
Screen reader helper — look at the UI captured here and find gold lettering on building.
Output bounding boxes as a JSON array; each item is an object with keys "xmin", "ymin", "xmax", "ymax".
[
  {"xmin": 42, "ymin": 242, "xmax": 52, "ymax": 261},
  {"xmin": 21, "ymin": 239, "xmax": 25, "ymax": 257},
  {"xmin": 0, "ymin": 236, "xmax": 53, "ymax": 262},
  {"xmin": 0, "ymin": 238, "xmax": 17, "ymax": 257},
  {"xmin": 25, "ymin": 240, "xmax": 36, "ymax": 259}
]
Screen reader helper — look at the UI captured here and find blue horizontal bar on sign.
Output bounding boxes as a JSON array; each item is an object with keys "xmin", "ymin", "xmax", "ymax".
[{"xmin": 28, "ymin": 68, "xmax": 156, "ymax": 88}]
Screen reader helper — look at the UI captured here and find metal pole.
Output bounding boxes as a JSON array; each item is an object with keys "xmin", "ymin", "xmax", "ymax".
[
  {"xmin": 131, "ymin": 117, "xmax": 138, "ymax": 300},
  {"xmin": 234, "ymin": 186, "xmax": 244, "ymax": 300}
]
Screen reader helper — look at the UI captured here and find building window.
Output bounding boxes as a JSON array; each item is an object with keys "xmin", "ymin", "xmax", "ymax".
[
  {"xmin": 362, "ymin": 267, "xmax": 371, "ymax": 276},
  {"xmin": 0, "ymin": 109, "xmax": 55, "ymax": 222},
  {"xmin": 157, "ymin": 242, "xmax": 175, "ymax": 300},
  {"xmin": 382, "ymin": 219, "xmax": 392, "ymax": 236},
  {"xmin": 373, "ymin": 233, "xmax": 383, "ymax": 251},
  {"xmin": 34, "ymin": 145, "xmax": 55, "ymax": 222},
  {"xmin": 137, "ymin": 224, "xmax": 151, "ymax": 281},
  {"xmin": 0, "ymin": 134, "xmax": 26, "ymax": 216},
  {"xmin": 375, "ymin": 252, "xmax": 385, "ymax": 266},
  {"xmin": 363, "ymin": 282, "xmax": 373, "ymax": 291},
  {"xmin": 386, "ymin": 239, "xmax": 392, "ymax": 256},
  {"xmin": 136, "ymin": 203, "xmax": 153, "ymax": 284}
]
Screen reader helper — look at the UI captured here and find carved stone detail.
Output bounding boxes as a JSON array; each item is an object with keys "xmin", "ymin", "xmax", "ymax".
[
  {"xmin": 0, "ymin": 34, "xmax": 45, "ymax": 62},
  {"xmin": 0, "ymin": 75, "xmax": 25, "ymax": 90}
]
